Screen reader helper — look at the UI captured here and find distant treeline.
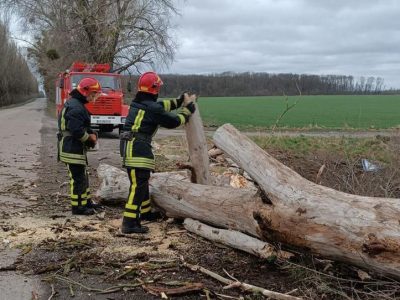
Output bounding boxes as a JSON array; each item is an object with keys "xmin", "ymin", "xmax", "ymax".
[
  {"xmin": 0, "ymin": 20, "xmax": 38, "ymax": 107},
  {"xmin": 123, "ymin": 72, "xmax": 396, "ymax": 98}
]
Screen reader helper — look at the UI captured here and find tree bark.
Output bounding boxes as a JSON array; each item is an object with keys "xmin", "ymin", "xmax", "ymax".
[
  {"xmin": 183, "ymin": 94, "xmax": 210, "ymax": 184},
  {"xmin": 213, "ymin": 124, "xmax": 400, "ymax": 279}
]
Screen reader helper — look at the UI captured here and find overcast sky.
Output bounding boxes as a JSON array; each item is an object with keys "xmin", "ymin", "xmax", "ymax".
[{"xmin": 168, "ymin": 0, "xmax": 400, "ymax": 88}]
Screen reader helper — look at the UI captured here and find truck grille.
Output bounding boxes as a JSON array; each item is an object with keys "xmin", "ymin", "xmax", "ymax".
[{"xmin": 91, "ymin": 97, "xmax": 116, "ymax": 114}]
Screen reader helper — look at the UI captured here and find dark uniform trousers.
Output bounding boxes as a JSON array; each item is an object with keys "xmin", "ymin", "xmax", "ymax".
[
  {"xmin": 124, "ymin": 168, "xmax": 151, "ymax": 221},
  {"xmin": 67, "ymin": 163, "xmax": 91, "ymax": 207}
]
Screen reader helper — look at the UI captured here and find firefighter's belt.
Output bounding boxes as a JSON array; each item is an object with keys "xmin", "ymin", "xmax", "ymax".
[{"xmin": 120, "ymin": 132, "xmax": 151, "ymax": 143}]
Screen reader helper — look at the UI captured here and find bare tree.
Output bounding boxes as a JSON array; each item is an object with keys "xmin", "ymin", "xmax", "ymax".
[
  {"xmin": 375, "ymin": 77, "xmax": 384, "ymax": 94},
  {"xmin": 4, "ymin": 0, "xmax": 178, "ymax": 97}
]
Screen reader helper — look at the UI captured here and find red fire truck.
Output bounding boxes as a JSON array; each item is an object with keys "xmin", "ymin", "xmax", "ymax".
[{"xmin": 56, "ymin": 62, "xmax": 129, "ymax": 133}]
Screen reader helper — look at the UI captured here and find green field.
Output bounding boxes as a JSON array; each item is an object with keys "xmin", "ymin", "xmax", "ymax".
[{"xmin": 196, "ymin": 95, "xmax": 400, "ymax": 129}]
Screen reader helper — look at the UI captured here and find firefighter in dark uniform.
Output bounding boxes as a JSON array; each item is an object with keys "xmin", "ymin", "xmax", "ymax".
[
  {"xmin": 57, "ymin": 77, "xmax": 102, "ymax": 215},
  {"xmin": 120, "ymin": 71, "xmax": 196, "ymax": 234}
]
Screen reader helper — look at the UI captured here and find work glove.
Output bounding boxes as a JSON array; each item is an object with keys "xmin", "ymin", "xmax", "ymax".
[
  {"xmin": 176, "ymin": 91, "xmax": 189, "ymax": 107},
  {"xmin": 185, "ymin": 102, "xmax": 196, "ymax": 114}
]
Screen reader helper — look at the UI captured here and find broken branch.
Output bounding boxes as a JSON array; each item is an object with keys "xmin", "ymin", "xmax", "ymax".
[
  {"xmin": 181, "ymin": 257, "xmax": 302, "ymax": 300},
  {"xmin": 183, "ymin": 218, "xmax": 292, "ymax": 260}
]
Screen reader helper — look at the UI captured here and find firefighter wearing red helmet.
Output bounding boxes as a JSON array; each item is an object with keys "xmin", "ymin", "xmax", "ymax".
[
  {"xmin": 57, "ymin": 77, "xmax": 102, "ymax": 215},
  {"xmin": 137, "ymin": 71, "xmax": 163, "ymax": 95},
  {"xmin": 120, "ymin": 71, "xmax": 196, "ymax": 234}
]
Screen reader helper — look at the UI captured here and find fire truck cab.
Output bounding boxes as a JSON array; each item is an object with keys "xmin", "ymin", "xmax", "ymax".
[{"xmin": 56, "ymin": 62, "xmax": 129, "ymax": 133}]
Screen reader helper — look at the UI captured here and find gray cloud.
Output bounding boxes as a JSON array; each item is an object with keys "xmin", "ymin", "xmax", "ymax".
[{"xmin": 168, "ymin": 0, "xmax": 400, "ymax": 88}]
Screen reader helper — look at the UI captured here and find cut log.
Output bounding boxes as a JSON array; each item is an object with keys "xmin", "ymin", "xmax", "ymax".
[
  {"xmin": 149, "ymin": 172, "xmax": 262, "ymax": 237},
  {"xmin": 96, "ymin": 164, "xmax": 130, "ymax": 202},
  {"xmin": 183, "ymin": 218, "xmax": 292, "ymax": 260},
  {"xmin": 96, "ymin": 164, "xmax": 189, "ymax": 204},
  {"xmin": 213, "ymin": 124, "xmax": 400, "ymax": 279},
  {"xmin": 183, "ymin": 94, "xmax": 210, "ymax": 184}
]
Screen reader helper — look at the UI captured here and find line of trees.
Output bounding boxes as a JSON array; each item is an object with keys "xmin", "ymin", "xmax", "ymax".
[
  {"xmin": 153, "ymin": 73, "xmax": 389, "ymax": 97},
  {"xmin": 0, "ymin": 20, "xmax": 38, "ymax": 107}
]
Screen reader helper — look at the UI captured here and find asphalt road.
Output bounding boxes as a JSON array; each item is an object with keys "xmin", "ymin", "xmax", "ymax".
[{"xmin": 0, "ymin": 98, "xmax": 48, "ymax": 300}]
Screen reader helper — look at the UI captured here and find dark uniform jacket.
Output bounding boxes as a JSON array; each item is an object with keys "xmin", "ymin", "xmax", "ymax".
[
  {"xmin": 121, "ymin": 92, "xmax": 191, "ymax": 170},
  {"xmin": 58, "ymin": 90, "xmax": 93, "ymax": 165}
]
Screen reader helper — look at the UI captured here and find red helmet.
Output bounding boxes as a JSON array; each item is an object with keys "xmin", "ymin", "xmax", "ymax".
[
  {"xmin": 137, "ymin": 72, "xmax": 163, "ymax": 95},
  {"xmin": 77, "ymin": 77, "xmax": 101, "ymax": 97}
]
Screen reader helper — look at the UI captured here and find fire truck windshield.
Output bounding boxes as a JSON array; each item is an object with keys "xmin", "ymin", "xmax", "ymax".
[{"xmin": 71, "ymin": 74, "xmax": 121, "ymax": 91}]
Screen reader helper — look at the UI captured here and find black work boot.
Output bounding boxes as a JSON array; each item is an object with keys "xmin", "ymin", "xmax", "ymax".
[
  {"xmin": 141, "ymin": 211, "xmax": 162, "ymax": 222},
  {"xmin": 121, "ymin": 217, "xmax": 149, "ymax": 234},
  {"xmin": 72, "ymin": 206, "xmax": 95, "ymax": 215},
  {"xmin": 86, "ymin": 199, "xmax": 102, "ymax": 210}
]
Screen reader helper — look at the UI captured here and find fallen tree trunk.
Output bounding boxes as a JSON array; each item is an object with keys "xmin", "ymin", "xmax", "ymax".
[
  {"xmin": 96, "ymin": 123, "xmax": 400, "ymax": 279},
  {"xmin": 213, "ymin": 124, "xmax": 400, "ymax": 279}
]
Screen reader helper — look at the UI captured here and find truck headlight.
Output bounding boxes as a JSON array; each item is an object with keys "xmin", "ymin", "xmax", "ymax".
[{"xmin": 121, "ymin": 117, "xmax": 126, "ymax": 124}]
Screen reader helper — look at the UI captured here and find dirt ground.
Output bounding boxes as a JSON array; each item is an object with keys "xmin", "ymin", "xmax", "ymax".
[{"xmin": 1, "ymin": 98, "xmax": 400, "ymax": 300}]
